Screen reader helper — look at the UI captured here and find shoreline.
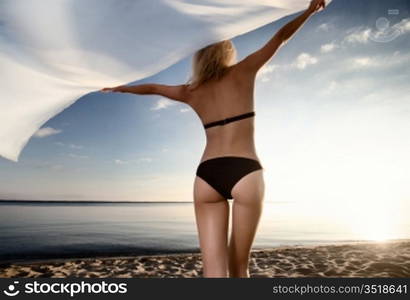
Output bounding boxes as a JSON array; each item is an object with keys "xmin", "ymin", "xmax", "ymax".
[
  {"xmin": 1, "ymin": 240, "xmax": 409, "ymax": 278},
  {"xmin": 2, "ymin": 239, "xmax": 407, "ymax": 266}
]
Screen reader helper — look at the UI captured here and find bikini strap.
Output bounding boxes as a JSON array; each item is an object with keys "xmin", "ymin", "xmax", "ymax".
[{"xmin": 204, "ymin": 111, "xmax": 255, "ymax": 129}]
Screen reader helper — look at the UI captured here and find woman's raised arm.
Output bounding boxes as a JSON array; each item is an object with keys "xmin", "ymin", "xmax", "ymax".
[
  {"xmin": 100, "ymin": 84, "xmax": 190, "ymax": 103},
  {"xmin": 236, "ymin": 0, "xmax": 326, "ymax": 74}
]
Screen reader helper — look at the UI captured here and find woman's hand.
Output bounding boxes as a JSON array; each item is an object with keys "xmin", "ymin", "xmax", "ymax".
[
  {"xmin": 100, "ymin": 85, "xmax": 127, "ymax": 93},
  {"xmin": 308, "ymin": 0, "xmax": 326, "ymax": 14}
]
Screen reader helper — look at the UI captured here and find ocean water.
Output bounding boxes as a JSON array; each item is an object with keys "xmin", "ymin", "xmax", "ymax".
[{"xmin": 0, "ymin": 201, "xmax": 409, "ymax": 263}]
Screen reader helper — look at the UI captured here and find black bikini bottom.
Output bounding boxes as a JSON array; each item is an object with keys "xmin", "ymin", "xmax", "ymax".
[{"xmin": 196, "ymin": 156, "xmax": 263, "ymax": 199}]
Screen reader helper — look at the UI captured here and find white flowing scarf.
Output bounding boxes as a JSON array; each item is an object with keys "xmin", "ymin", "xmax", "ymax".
[{"xmin": 0, "ymin": 0, "xmax": 313, "ymax": 162}]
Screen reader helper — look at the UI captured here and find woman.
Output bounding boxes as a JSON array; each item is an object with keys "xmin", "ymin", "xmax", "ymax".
[{"xmin": 102, "ymin": 0, "xmax": 326, "ymax": 277}]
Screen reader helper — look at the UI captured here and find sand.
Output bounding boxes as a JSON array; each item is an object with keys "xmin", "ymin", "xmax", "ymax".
[{"xmin": 0, "ymin": 240, "xmax": 409, "ymax": 278}]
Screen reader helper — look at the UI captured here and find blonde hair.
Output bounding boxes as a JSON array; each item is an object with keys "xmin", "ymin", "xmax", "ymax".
[{"xmin": 187, "ymin": 40, "xmax": 237, "ymax": 89}]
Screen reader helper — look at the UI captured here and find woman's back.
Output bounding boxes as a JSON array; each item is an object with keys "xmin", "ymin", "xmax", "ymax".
[{"xmin": 186, "ymin": 65, "xmax": 259, "ymax": 162}]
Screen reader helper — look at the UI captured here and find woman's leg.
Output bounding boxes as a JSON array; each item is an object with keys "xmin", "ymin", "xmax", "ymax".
[
  {"xmin": 193, "ymin": 176, "xmax": 230, "ymax": 277},
  {"xmin": 229, "ymin": 170, "xmax": 265, "ymax": 278}
]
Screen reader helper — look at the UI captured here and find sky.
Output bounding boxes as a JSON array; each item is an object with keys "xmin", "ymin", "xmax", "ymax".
[{"xmin": 0, "ymin": 0, "xmax": 409, "ymax": 214}]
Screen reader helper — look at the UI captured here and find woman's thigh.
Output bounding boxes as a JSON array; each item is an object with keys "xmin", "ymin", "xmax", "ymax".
[{"xmin": 193, "ymin": 176, "xmax": 229, "ymax": 255}]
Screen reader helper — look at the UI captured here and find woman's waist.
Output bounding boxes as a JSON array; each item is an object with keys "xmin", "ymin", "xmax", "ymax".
[
  {"xmin": 199, "ymin": 147, "xmax": 260, "ymax": 165},
  {"xmin": 200, "ymin": 129, "xmax": 259, "ymax": 163}
]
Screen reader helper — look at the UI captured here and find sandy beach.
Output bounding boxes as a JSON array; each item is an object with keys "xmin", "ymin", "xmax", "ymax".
[{"xmin": 1, "ymin": 240, "xmax": 409, "ymax": 278}]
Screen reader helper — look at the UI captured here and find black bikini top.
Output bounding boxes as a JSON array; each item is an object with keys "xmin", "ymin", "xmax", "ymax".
[{"xmin": 204, "ymin": 111, "xmax": 255, "ymax": 129}]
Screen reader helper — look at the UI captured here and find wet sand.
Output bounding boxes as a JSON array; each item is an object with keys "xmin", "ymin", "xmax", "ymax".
[{"xmin": 1, "ymin": 240, "xmax": 409, "ymax": 278}]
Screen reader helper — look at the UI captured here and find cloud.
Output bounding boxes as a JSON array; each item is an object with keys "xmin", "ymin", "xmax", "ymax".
[
  {"xmin": 255, "ymin": 54, "xmax": 318, "ymax": 79},
  {"xmin": 114, "ymin": 157, "xmax": 152, "ymax": 165},
  {"xmin": 180, "ymin": 108, "xmax": 190, "ymax": 113},
  {"xmin": 33, "ymin": 127, "xmax": 62, "ymax": 138},
  {"xmin": 320, "ymin": 43, "xmax": 337, "ymax": 53},
  {"xmin": 151, "ymin": 98, "xmax": 176, "ymax": 110},
  {"xmin": 50, "ymin": 164, "xmax": 64, "ymax": 171},
  {"xmin": 345, "ymin": 28, "xmax": 371, "ymax": 44},
  {"xmin": 260, "ymin": 64, "xmax": 277, "ymax": 75},
  {"xmin": 313, "ymin": 51, "xmax": 410, "ymax": 98},
  {"xmin": 54, "ymin": 142, "xmax": 84, "ymax": 149},
  {"xmin": 31, "ymin": 161, "xmax": 64, "ymax": 171},
  {"xmin": 69, "ymin": 143, "xmax": 83, "ymax": 149},
  {"xmin": 136, "ymin": 157, "xmax": 153, "ymax": 163},
  {"xmin": 348, "ymin": 55, "xmax": 406, "ymax": 70},
  {"xmin": 344, "ymin": 18, "xmax": 410, "ymax": 45},
  {"xmin": 352, "ymin": 57, "xmax": 376, "ymax": 68},
  {"xmin": 313, "ymin": 55, "xmax": 410, "ymax": 106},
  {"xmin": 257, "ymin": 64, "xmax": 277, "ymax": 82},
  {"xmin": 317, "ymin": 23, "xmax": 331, "ymax": 32},
  {"xmin": 396, "ymin": 18, "xmax": 410, "ymax": 33},
  {"xmin": 114, "ymin": 159, "xmax": 128, "ymax": 165},
  {"xmin": 68, "ymin": 153, "xmax": 88, "ymax": 159},
  {"xmin": 320, "ymin": 80, "xmax": 338, "ymax": 96},
  {"xmin": 293, "ymin": 53, "xmax": 318, "ymax": 70},
  {"xmin": 348, "ymin": 53, "xmax": 410, "ymax": 70}
]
